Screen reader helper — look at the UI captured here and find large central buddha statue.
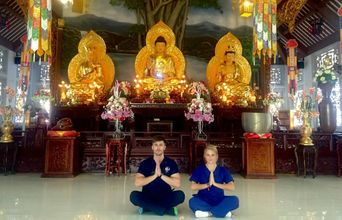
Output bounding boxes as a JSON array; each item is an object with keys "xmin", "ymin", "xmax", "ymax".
[
  {"xmin": 135, "ymin": 21, "xmax": 186, "ymax": 92},
  {"xmin": 145, "ymin": 36, "xmax": 176, "ymax": 80},
  {"xmin": 207, "ymin": 32, "xmax": 255, "ymax": 107},
  {"xmin": 68, "ymin": 31, "xmax": 115, "ymax": 104}
]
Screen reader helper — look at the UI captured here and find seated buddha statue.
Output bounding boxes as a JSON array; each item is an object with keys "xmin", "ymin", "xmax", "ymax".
[
  {"xmin": 207, "ymin": 32, "xmax": 255, "ymax": 107},
  {"xmin": 76, "ymin": 44, "xmax": 104, "ymax": 86},
  {"xmin": 135, "ymin": 21, "xmax": 186, "ymax": 92},
  {"xmin": 68, "ymin": 31, "xmax": 115, "ymax": 104},
  {"xmin": 145, "ymin": 36, "xmax": 176, "ymax": 81}
]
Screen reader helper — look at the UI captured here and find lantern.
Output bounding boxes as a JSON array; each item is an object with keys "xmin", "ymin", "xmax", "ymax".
[{"xmin": 240, "ymin": 0, "xmax": 253, "ymax": 17}]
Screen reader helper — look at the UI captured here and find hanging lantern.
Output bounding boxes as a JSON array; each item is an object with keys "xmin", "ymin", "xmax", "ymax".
[
  {"xmin": 240, "ymin": 0, "xmax": 254, "ymax": 17},
  {"xmin": 253, "ymin": 0, "xmax": 277, "ymax": 63},
  {"xmin": 286, "ymin": 39, "xmax": 298, "ymax": 96},
  {"xmin": 26, "ymin": 0, "xmax": 52, "ymax": 63}
]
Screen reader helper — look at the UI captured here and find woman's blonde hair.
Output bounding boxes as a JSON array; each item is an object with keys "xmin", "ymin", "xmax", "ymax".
[{"xmin": 204, "ymin": 144, "xmax": 218, "ymax": 156}]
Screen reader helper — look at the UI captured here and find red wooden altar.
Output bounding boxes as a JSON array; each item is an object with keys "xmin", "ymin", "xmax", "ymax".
[
  {"xmin": 242, "ymin": 138, "xmax": 276, "ymax": 178},
  {"xmin": 42, "ymin": 136, "xmax": 79, "ymax": 177}
]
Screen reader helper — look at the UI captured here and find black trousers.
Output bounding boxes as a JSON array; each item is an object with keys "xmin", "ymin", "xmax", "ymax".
[{"xmin": 130, "ymin": 190, "xmax": 185, "ymax": 215}]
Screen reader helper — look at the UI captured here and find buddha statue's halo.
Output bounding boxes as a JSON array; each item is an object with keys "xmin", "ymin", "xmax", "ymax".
[
  {"xmin": 215, "ymin": 32, "xmax": 243, "ymax": 61},
  {"xmin": 78, "ymin": 30, "xmax": 106, "ymax": 56},
  {"xmin": 145, "ymin": 21, "xmax": 176, "ymax": 50}
]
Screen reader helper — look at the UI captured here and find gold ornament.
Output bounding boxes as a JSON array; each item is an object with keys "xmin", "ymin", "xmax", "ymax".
[
  {"xmin": 67, "ymin": 31, "xmax": 114, "ymax": 104},
  {"xmin": 277, "ymin": 0, "xmax": 308, "ymax": 33},
  {"xmin": 300, "ymin": 112, "xmax": 313, "ymax": 145},
  {"xmin": 0, "ymin": 106, "xmax": 14, "ymax": 143}
]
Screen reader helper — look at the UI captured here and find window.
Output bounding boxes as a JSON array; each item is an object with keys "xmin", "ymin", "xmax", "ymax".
[{"xmin": 270, "ymin": 66, "xmax": 282, "ymax": 85}]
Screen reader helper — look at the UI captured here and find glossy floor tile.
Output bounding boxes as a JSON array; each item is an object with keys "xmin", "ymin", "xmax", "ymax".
[{"xmin": 1, "ymin": 173, "xmax": 342, "ymax": 220}]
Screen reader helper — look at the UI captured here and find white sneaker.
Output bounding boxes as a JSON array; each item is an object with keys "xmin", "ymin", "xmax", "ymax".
[
  {"xmin": 195, "ymin": 210, "xmax": 210, "ymax": 218},
  {"xmin": 226, "ymin": 211, "xmax": 232, "ymax": 218}
]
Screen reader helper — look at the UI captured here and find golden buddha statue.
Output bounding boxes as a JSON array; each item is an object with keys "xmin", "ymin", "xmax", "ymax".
[
  {"xmin": 135, "ymin": 21, "xmax": 186, "ymax": 92},
  {"xmin": 68, "ymin": 31, "xmax": 114, "ymax": 104},
  {"xmin": 206, "ymin": 32, "xmax": 255, "ymax": 107}
]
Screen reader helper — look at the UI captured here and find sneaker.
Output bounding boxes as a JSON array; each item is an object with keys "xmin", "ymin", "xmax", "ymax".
[
  {"xmin": 226, "ymin": 211, "xmax": 232, "ymax": 218},
  {"xmin": 138, "ymin": 207, "xmax": 144, "ymax": 215},
  {"xmin": 195, "ymin": 210, "xmax": 210, "ymax": 218},
  {"xmin": 172, "ymin": 207, "xmax": 178, "ymax": 216},
  {"xmin": 166, "ymin": 207, "xmax": 178, "ymax": 216}
]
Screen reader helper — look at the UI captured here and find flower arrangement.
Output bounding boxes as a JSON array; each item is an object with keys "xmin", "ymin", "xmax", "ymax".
[
  {"xmin": 0, "ymin": 105, "xmax": 21, "ymax": 117},
  {"xmin": 263, "ymin": 92, "xmax": 284, "ymax": 107},
  {"xmin": 184, "ymin": 85, "xmax": 214, "ymax": 123},
  {"xmin": 32, "ymin": 87, "xmax": 54, "ymax": 102},
  {"xmin": 110, "ymin": 81, "xmax": 132, "ymax": 98},
  {"xmin": 101, "ymin": 81, "xmax": 134, "ymax": 121},
  {"xmin": 4, "ymin": 86, "xmax": 15, "ymax": 102},
  {"xmin": 263, "ymin": 91, "xmax": 284, "ymax": 117},
  {"xmin": 0, "ymin": 86, "xmax": 21, "ymax": 117},
  {"xmin": 314, "ymin": 66, "xmax": 338, "ymax": 85},
  {"xmin": 292, "ymin": 88, "xmax": 320, "ymax": 119},
  {"xmin": 184, "ymin": 81, "xmax": 210, "ymax": 101}
]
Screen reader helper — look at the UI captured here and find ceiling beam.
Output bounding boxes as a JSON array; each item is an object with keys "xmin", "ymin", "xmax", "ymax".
[
  {"xmin": 306, "ymin": 32, "xmax": 339, "ymax": 55},
  {"xmin": 0, "ymin": 4, "xmax": 25, "ymax": 22},
  {"xmin": 0, "ymin": 36, "xmax": 14, "ymax": 51},
  {"xmin": 307, "ymin": 0, "xmax": 339, "ymax": 30},
  {"xmin": 281, "ymin": 10, "xmax": 316, "ymax": 36}
]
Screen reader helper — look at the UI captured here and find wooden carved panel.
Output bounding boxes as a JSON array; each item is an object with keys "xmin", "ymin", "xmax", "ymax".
[
  {"xmin": 243, "ymin": 138, "xmax": 276, "ymax": 178},
  {"xmin": 248, "ymin": 142, "xmax": 271, "ymax": 173},
  {"xmin": 47, "ymin": 140, "xmax": 70, "ymax": 172}
]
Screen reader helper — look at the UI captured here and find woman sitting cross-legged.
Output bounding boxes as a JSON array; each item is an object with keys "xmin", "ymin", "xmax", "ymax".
[{"xmin": 189, "ymin": 145, "xmax": 239, "ymax": 218}]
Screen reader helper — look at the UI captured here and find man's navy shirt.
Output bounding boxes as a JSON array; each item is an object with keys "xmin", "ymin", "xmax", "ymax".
[
  {"xmin": 138, "ymin": 156, "xmax": 179, "ymax": 197},
  {"xmin": 190, "ymin": 164, "xmax": 234, "ymax": 205}
]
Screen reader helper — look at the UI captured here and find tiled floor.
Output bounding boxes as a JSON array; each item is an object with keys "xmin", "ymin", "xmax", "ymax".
[{"xmin": 1, "ymin": 173, "xmax": 342, "ymax": 220}]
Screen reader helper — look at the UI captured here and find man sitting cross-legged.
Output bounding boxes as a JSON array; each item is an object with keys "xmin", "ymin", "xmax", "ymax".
[{"xmin": 130, "ymin": 135, "xmax": 185, "ymax": 216}]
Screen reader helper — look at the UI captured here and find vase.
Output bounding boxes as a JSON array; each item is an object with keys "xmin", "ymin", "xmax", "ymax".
[
  {"xmin": 1, "ymin": 106, "xmax": 14, "ymax": 143},
  {"xmin": 113, "ymin": 119, "xmax": 124, "ymax": 139},
  {"xmin": 318, "ymin": 82, "xmax": 336, "ymax": 132},
  {"xmin": 241, "ymin": 112, "xmax": 272, "ymax": 134},
  {"xmin": 195, "ymin": 121, "xmax": 207, "ymax": 140},
  {"xmin": 300, "ymin": 113, "xmax": 313, "ymax": 145}
]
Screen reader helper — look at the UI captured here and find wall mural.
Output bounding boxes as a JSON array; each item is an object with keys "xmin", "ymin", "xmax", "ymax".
[{"xmin": 61, "ymin": 0, "xmax": 255, "ymax": 83}]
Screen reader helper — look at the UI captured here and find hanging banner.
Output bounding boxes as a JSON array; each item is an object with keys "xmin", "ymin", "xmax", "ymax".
[{"xmin": 287, "ymin": 39, "xmax": 298, "ymax": 96}]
